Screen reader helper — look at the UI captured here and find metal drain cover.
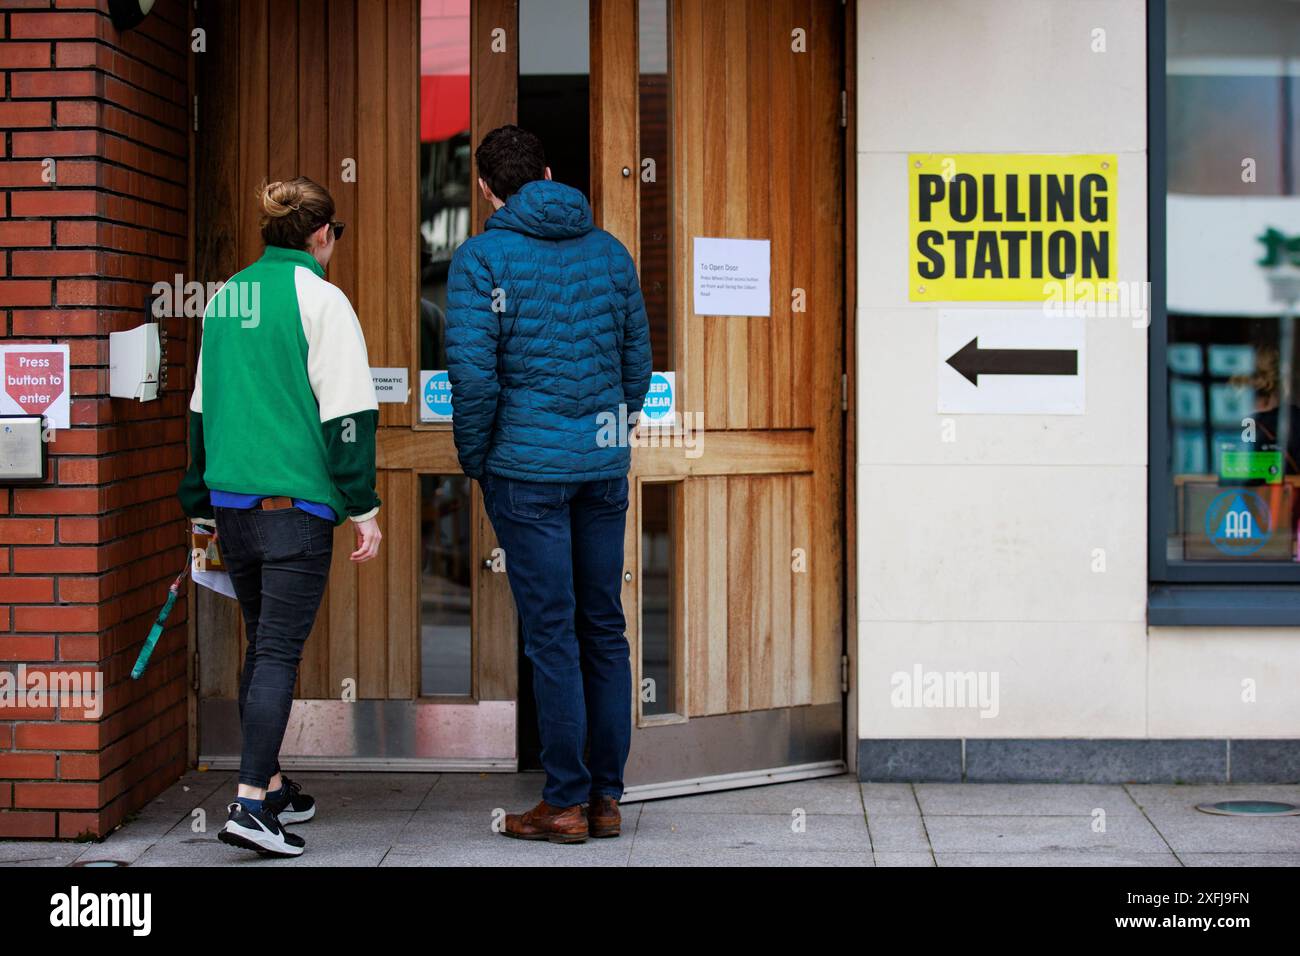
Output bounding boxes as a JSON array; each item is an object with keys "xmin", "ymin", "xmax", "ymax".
[{"xmin": 1195, "ymin": 800, "xmax": 1300, "ymax": 817}]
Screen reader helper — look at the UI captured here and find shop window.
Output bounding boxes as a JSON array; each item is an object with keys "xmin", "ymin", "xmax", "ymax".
[{"xmin": 1153, "ymin": 0, "xmax": 1300, "ymax": 582}]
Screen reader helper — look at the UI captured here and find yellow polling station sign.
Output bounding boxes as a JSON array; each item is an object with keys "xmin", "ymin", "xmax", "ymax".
[{"xmin": 909, "ymin": 154, "xmax": 1118, "ymax": 302}]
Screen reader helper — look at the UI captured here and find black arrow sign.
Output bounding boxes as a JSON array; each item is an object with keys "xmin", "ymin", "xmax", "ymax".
[{"xmin": 946, "ymin": 336, "xmax": 1079, "ymax": 387}]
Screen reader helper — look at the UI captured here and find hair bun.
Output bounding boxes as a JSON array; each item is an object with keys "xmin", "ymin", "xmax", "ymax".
[
  {"xmin": 256, "ymin": 175, "xmax": 335, "ymax": 250},
  {"xmin": 259, "ymin": 179, "xmax": 303, "ymax": 218}
]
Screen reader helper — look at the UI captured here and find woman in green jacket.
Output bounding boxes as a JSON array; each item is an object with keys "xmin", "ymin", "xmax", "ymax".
[{"xmin": 179, "ymin": 177, "xmax": 382, "ymax": 857}]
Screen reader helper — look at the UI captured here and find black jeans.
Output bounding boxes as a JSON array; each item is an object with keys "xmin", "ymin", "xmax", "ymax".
[{"xmin": 214, "ymin": 506, "xmax": 333, "ymax": 789}]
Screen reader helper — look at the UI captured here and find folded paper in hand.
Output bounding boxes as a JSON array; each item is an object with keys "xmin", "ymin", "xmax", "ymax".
[{"xmin": 191, "ymin": 526, "xmax": 236, "ymax": 599}]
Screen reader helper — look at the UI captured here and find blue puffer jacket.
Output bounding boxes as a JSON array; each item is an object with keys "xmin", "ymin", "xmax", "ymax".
[{"xmin": 445, "ymin": 179, "xmax": 652, "ymax": 482}]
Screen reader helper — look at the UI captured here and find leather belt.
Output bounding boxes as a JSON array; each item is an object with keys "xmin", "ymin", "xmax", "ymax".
[{"xmin": 260, "ymin": 496, "xmax": 295, "ymax": 511}]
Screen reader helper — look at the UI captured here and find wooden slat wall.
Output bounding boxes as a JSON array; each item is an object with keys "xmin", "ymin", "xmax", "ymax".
[
  {"xmin": 386, "ymin": 2, "xmax": 417, "ymax": 434},
  {"xmin": 791, "ymin": 473, "xmax": 814, "ymax": 704},
  {"xmin": 659, "ymin": 0, "xmax": 843, "ymax": 716},
  {"xmin": 684, "ymin": 477, "xmax": 727, "ymax": 715},
  {"xmin": 672, "ymin": 0, "xmax": 834, "ymax": 434},
  {"xmin": 193, "ymin": 0, "xmax": 245, "ymax": 702},
  {"xmin": 471, "ymin": 0, "xmax": 518, "ymax": 229},
  {"xmin": 675, "ymin": 0, "xmax": 704, "ymax": 431},
  {"xmin": 685, "ymin": 473, "xmax": 817, "ymax": 718},
  {"xmin": 768, "ymin": 0, "xmax": 794, "ymax": 431},
  {"xmin": 469, "ymin": 0, "xmax": 522, "ymax": 701},
  {"xmin": 721, "ymin": 2, "xmax": 748, "ymax": 429},
  {"xmin": 590, "ymin": 0, "xmax": 639, "ymax": 255},
  {"xmin": 768, "ymin": 473, "xmax": 793, "ymax": 706},
  {"xmin": 808, "ymin": 0, "xmax": 844, "ymax": 705},
  {"xmin": 788, "ymin": 0, "xmax": 815, "ymax": 431},
  {"xmin": 723, "ymin": 476, "xmax": 752, "ymax": 711},
  {"xmin": 231, "ymin": 0, "xmax": 270, "ymax": 693},
  {"xmin": 205, "ymin": 0, "xmax": 419, "ymax": 700},
  {"xmin": 474, "ymin": 484, "xmax": 518, "ymax": 701},
  {"xmin": 319, "ymin": 0, "xmax": 360, "ymax": 702},
  {"xmin": 744, "ymin": 0, "xmax": 772, "ymax": 431},
  {"xmin": 386, "ymin": 471, "xmax": 417, "ymax": 697}
]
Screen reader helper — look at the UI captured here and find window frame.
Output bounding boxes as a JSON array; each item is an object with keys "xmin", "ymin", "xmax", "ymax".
[{"xmin": 1148, "ymin": 0, "xmax": 1300, "ymax": 589}]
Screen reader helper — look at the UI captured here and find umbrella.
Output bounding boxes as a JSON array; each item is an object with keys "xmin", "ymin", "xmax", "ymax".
[{"xmin": 131, "ymin": 553, "xmax": 192, "ymax": 680}]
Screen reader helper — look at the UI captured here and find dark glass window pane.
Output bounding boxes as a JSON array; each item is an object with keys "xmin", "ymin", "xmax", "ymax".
[
  {"xmin": 639, "ymin": 0, "xmax": 672, "ymax": 371},
  {"xmin": 420, "ymin": 474, "xmax": 473, "ymax": 695},
  {"xmin": 518, "ymin": 0, "xmax": 591, "ymax": 197},
  {"xmin": 640, "ymin": 482, "xmax": 676, "ymax": 717},
  {"xmin": 419, "ymin": 0, "xmax": 472, "ymax": 376}
]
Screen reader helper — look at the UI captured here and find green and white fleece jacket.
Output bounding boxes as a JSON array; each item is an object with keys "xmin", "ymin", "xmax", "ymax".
[{"xmin": 178, "ymin": 245, "xmax": 380, "ymax": 526}]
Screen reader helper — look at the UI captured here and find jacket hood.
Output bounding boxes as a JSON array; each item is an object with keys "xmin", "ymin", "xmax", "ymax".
[{"xmin": 485, "ymin": 179, "xmax": 594, "ymax": 240}]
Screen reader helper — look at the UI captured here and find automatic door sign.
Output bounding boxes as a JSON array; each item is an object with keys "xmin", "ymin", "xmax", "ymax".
[
  {"xmin": 909, "ymin": 154, "xmax": 1118, "ymax": 302},
  {"xmin": 420, "ymin": 370, "xmax": 453, "ymax": 422},
  {"xmin": 370, "ymin": 367, "xmax": 409, "ymax": 403},
  {"xmin": 1205, "ymin": 489, "xmax": 1272, "ymax": 557}
]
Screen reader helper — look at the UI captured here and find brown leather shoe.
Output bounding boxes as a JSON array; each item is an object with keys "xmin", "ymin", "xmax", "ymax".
[
  {"xmin": 588, "ymin": 795, "xmax": 621, "ymax": 838},
  {"xmin": 502, "ymin": 800, "xmax": 588, "ymax": 844}
]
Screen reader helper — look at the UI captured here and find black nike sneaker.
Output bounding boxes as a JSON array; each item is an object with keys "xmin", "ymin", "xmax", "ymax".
[
  {"xmin": 217, "ymin": 802, "xmax": 306, "ymax": 857},
  {"xmin": 263, "ymin": 775, "xmax": 316, "ymax": 825}
]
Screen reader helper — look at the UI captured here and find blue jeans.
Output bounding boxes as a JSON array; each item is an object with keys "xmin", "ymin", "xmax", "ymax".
[
  {"xmin": 214, "ymin": 506, "xmax": 333, "ymax": 789},
  {"xmin": 481, "ymin": 473, "xmax": 632, "ymax": 808}
]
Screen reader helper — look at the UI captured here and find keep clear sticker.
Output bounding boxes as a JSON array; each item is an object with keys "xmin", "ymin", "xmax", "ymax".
[
  {"xmin": 641, "ymin": 371, "xmax": 676, "ymax": 428},
  {"xmin": 420, "ymin": 370, "xmax": 453, "ymax": 422}
]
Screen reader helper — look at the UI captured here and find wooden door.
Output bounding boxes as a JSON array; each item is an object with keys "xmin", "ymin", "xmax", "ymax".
[
  {"xmin": 193, "ymin": 0, "xmax": 846, "ymax": 784},
  {"xmin": 590, "ymin": 0, "xmax": 847, "ymax": 797},
  {"xmin": 193, "ymin": 0, "xmax": 521, "ymax": 769}
]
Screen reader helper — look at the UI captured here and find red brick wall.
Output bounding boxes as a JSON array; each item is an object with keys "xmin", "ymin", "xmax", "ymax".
[{"xmin": 0, "ymin": 0, "xmax": 191, "ymax": 839}]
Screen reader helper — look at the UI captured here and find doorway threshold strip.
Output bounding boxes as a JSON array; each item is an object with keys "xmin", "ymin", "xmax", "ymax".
[{"xmin": 620, "ymin": 760, "xmax": 846, "ymax": 804}]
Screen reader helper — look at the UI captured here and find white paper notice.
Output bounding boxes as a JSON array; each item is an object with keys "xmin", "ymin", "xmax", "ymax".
[
  {"xmin": 371, "ymin": 367, "xmax": 409, "ymax": 403},
  {"xmin": 693, "ymin": 237, "xmax": 771, "ymax": 317}
]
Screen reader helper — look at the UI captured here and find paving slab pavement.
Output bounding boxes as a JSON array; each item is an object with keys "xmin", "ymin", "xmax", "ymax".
[{"xmin": 2, "ymin": 772, "xmax": 1296, "ymax": 867}]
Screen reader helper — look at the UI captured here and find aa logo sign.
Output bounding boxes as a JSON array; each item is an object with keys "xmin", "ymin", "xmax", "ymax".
[{"xmin": 909, "ymin": 154, "xmax": 1118, "ymax": 302}]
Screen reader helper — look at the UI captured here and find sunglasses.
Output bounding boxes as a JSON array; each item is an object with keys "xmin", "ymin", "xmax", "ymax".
[{"xmin": 318, "ymin": 220, "xmax": 345, "ymax": 241}]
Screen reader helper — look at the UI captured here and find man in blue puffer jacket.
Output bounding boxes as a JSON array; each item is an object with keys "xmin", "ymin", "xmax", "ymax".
[{"xmin": 446, "ymin": 125, "xmax": 652, "ymax": 843}]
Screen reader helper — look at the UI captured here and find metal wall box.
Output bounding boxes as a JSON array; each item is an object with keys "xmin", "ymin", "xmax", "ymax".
[{"xmin": 0, "ymin": 415, "xmax": 47, "ymax": 482}]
